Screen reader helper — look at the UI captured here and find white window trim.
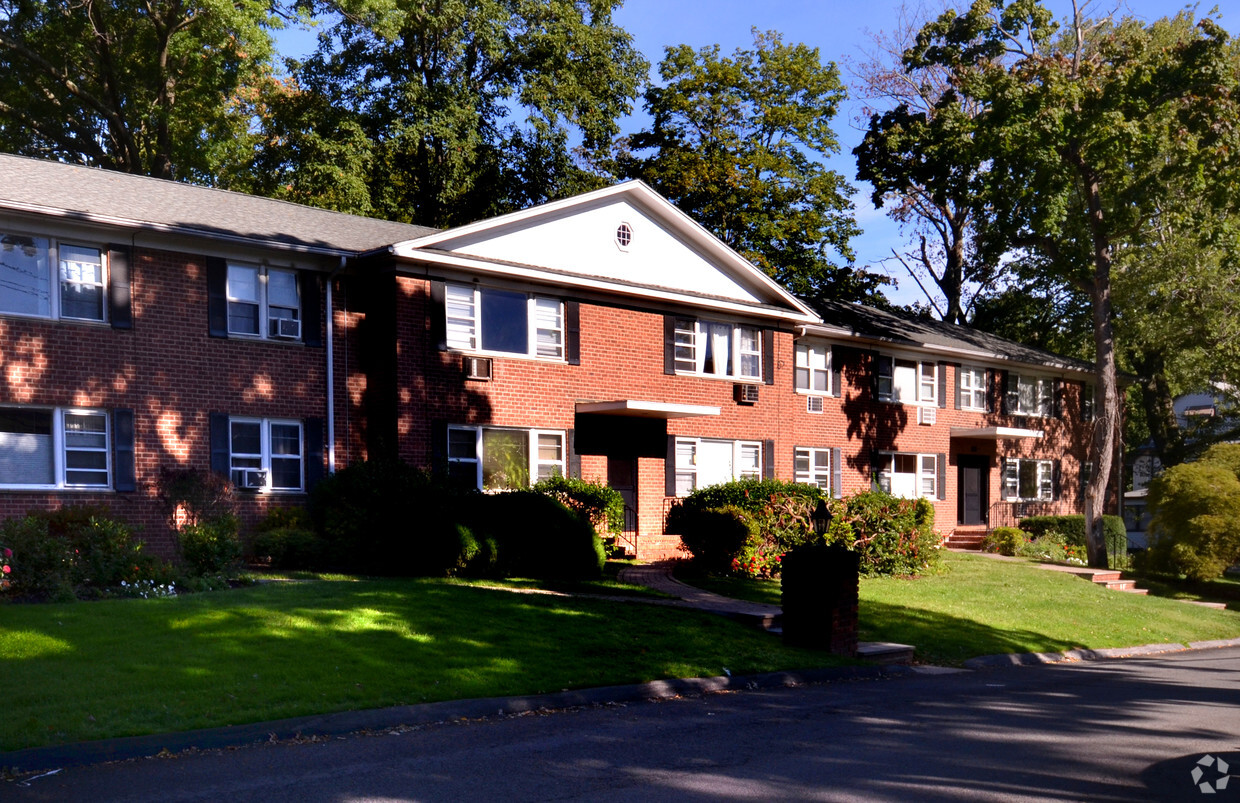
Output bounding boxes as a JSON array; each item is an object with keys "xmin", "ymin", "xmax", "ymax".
[
  {"xmin": 1082, "ymin": 383, "xmax": 1096, "ymax": 420},
  {"xmin": 672, "ymin": 437, "xmax": 763, "ymax": 497},
  {"xmin": 959, "ymin": 366, "xmax": 989, "ymax": 412},
  {"xmin": 1003, "ymin": 458, "xmax": 1054, "ymax": 502},
  {"xmin": 0, "ymin": 405, "xmax": 111, "ymax": 490},
  {"xmin": 225, "ymin": 263, "xmax": 301, "ymax": 340},
  {"xmin": 447, "ymin": 426, "xmax": 565, "ymax": 490},
  {"xmin": 444, "ymin": 283, "xmax": 565, "ymax": 361},
  {"xmin": 671, "ymin": 318, "xmax": 763, "ymax": 382},
  {"xmin": 229, "ymin": 417, "xmax": 304, "ymax": 493},
  {"xmin": 0, "ymin": 233, "xmax": 109, "ymax": 323},
  {"xmin": 794, "ymin": 446, "xmax": 831, "ymax": 489},
  {"xmin": 876, "ymin": 354, "xmax": 937, "ymax": 406},
  {"xmin": 875, "ymin": 451, "xmax": 938, "ymax": 500},
  {"xmin": 1007, "ymin": 373, "xmax": 1053, "ymax": 417},
  {"xmin": 794, "ymin": 342, "xmax": 831, "ymax": 395}
]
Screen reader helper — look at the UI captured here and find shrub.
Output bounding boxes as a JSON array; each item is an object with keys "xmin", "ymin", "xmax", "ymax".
[
  {"xmin": 669, "ymin": 479, "xmax": 824, "ymax": 522},
  {"xmin": 464, "ymin": 492, "xmax": 604, "ymax": 580},
  {"xmin": 1015, "ymin": 532, "xmax": 1085, "ymax": 564},
  {"xmin": 676, "ymin": 505, "xmax": 758, "ymax": 574},
  {"xmin": 1018, "ymin": 514, "xmax": 1126, "ymax": 556},
  {"xmin": 1143, "ymin": 461, "xmax": 1240, "ymax": 581},
  {"xmin": 157, "ymin": 467, "xmax": 235, "ymax": 528},
  {"xmin": 983, "ymin": 527, "xmax": 1027, "ymax": 556},
  {"xmin": 0, "ymin": 543, "xmax": 10, "ymax": 592},
  {"xmin": 845, "ymin": 492, "xmax": 940, "ymax": 576},
  {"xmin": 0, "ymin": 516, "xmax": 72, "ymax": 598},
  {"xmin": 178, "ymin": 515, "xmax": 243, "ymax": 577},
  {"xmin": 531, "ymin": 475, "xmax": 624, "ymax": 538},
  {"xmin": 251, "ymin": 527, "xmax": 326, "ymax": 570},
  {"xmin": 67, "ymin": 516, "xmax": 162, "ymax": 593}
]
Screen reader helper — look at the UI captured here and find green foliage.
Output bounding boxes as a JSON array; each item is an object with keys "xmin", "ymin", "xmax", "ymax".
[
  {"xmin": 531, "ymin": 475, "xmax": 625, "ymax": 538},
  {"xmin": 250, "ymin": 527, "xmax": 326, "ymax": 570},
  {"xmin": 1015, "ymin": 533, "xmax": 1086, "ymax": 565},
  {"xmin": 1019, "ymin": 515, "xmax": 1126, "ymax": 555},
  {"xmin": 1145, "ymin": 460, "xmax": 1240, "ymax": 581},
  {"xmin": 0, "ymin": 516, "xmax": 73, "ymax": 599},
  {"xmin": 677, "ymin": 505, "xmax": 759, "ymax": 575},
  {"xmin": 178, "ymin": 515, "xmax": 242, "ymax": 577},
  {"xmin": 614, "ymin": 29, "xmax": 884, "ymax": 307},
  {"xmin": 465, "ymin": 492, "xmax": 605, "ymax": 580},
  {"xmin": 157, "ymin": 467, "xmax": 236, "ymax": 529},
  {"xmin": 845, "ymin": 492, "xmax": 940, "ymax": 576},
  {"xmin": 670, "ymin": 478, "xmax": 825, "ymax": 520},
  {"xmin": 983, "ymin": 527, "xmax": 1027, "ymax": 557}
]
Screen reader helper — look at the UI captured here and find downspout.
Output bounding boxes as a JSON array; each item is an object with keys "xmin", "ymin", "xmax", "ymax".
[{"xmin": 326, "ymin": 256, "xmax": 347, "ymax": 475}]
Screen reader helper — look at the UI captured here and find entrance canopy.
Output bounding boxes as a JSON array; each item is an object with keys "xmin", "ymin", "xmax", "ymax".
[
  {"xmin": 949, "ymin": 426, "xmax": 1043, "ymax": 440},
  {"xmin": 575, "ymin": 400, "xmax": 720, "ymax": 419}
]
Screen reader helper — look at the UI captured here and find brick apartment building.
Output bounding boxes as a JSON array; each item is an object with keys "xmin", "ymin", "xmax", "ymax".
[{"xmin": 0, "ymin": 155, "xmax": 1099, "ymax": 558}]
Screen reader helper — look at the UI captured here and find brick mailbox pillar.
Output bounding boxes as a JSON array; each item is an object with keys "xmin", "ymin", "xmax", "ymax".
[{"xmin": 780, "ymin": 543, "xmax": 860, "ymax": 656}]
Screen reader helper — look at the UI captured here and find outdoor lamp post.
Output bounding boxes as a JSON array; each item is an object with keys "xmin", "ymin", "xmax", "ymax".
[{"xmin": 812, "ymin": 499, "xmax": 832, "ymax": 537}]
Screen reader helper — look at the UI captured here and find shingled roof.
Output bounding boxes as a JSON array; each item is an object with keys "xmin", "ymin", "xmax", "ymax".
[
  {"xmin": 0, "ymin": 154, "xmax": 435, "ymax": 255},
  {"xmin": 812, "ymin": 299, "xmax": 1095, "ymax": 375}
]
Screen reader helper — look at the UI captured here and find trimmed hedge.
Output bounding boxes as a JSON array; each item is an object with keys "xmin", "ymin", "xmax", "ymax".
[
  {"xmin": 1018, "ymin": 515, "xmax": 1126, "ymax": 555},
  {"xmin": 464, "ymin": 491, "xmax": 605, "ymax": 580}
]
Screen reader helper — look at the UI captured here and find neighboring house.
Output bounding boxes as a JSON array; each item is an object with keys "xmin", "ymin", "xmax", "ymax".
[{"xmin": 0, "ymin": 155, "xmax": 1102, "ymax": 559}]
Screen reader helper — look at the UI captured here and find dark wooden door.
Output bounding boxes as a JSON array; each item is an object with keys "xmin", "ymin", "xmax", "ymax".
[{"xmin": 959, "ymin": 462, "xmax": 987, "ymax": 526}]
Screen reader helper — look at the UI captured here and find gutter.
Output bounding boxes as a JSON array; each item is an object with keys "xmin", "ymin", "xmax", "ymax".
[{"xmin": 325, "ymin": 256, "xmax": 348, "ymax": 475}]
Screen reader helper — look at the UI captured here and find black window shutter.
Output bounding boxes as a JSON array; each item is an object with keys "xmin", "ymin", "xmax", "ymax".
[
  {"xmin": 870, "ymin": 451, "xmax": 882, "ymax": 492},
  {"xmin": 984, "ymin": 369, "xmax": 992, "ymax": 413},
  {"xmin": 565, "ymin": 301, "xmax": 581, "ymax": 365},
  {"xmin": 1053, "ymin": 380, "xmax": 1064, "ymax": 419},
  {"xmin": 1053, "ymin": 460, "xmax": 1062, "ymax": 500},
  {"xmin": 938, "ymin": 362, "xmax": 948, "ymax": 409},
  {"xmin": 763, "ymin": 329, "xmax": 775, "ymax": 385},
  {"xmin": 831, "ymin": 446, "xmax": 842, "ymax": 499},
  {"xmin": 107, "ymin": 245, "xmax": 132, "ymax": 330},
  {"xmin": 304, "ymin": 417, "xmax": 324, "ymax": 491},
  {"xmin": 665, "ymin": 435, "xmax": 678, "ymax": 496},
  {"xmin": 1082, "ymin": 381, "xmax": 1094, "ymax": 422},
  {"xmin": 209, "ymin": 412, "xmax": 231, "ymax": 477},
  {"xmin": 567, "ymin": 429, "xmax": 581, "ymax": 478},
  {"xmin": 954, "ymin": 364, "xmax": 963, "ymax": 410},
  {"xmin": 663, "ymin": 316, "xmax": 676, "ymax": 375},
  {"xmin": 870, "ymin": 352, "xmax": 881, "ymax": 400},
  {"xmin": 206, "ymin": 257, "xmax": 229, "ymax": 338},
  {"xmin": 831, "ymin": 346, "xmax": 843, "ymax": 398},
  {"xmin": 937, "ymin": 453, "xmax": 947, "ymax": 501},
  {"xmin": 762, "ymin": 439, "xmax": 775, "ymax": 479},
  {"xmin": 112, "ymin": 408, "xmax": 135, "ymax": 492},
  {"xmin": 429, "ymin": 281, "xmax": 448, "ymax": 351},
  {"xmin": 431, "ymin": 420, "xmax": 448, "ymax": 478},
  {"xmin": 301, "ymin": 271, "xmax": 322, "ymax": 348},
  {"xmin": 998, "ymin": 370, "xmax": 1010, "ymax": 415}
]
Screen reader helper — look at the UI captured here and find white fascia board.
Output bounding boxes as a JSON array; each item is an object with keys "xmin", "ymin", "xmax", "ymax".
[
  {"xmin": 950, "ymin": 426, "xmax": 1045, "ymax": 440},
  {"xmin": 576, "ymin": 400, "xmax": 721, "ymax": 419},
  {"xmin": 392, "ymin": 181, "xmax": 820, "ymax": 320},
  {"xmin": 402, "ymin": 249, "xmax": 821, "ymax": 324}
]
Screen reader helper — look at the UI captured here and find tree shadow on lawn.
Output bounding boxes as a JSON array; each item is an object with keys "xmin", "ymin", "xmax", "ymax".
[{"xmin": 860, "ymin": 599, "xmax": 1082, "ymax": 665}]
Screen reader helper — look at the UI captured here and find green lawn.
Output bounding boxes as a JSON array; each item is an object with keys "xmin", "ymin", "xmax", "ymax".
[{"xmin": 0, "ymin": 577, "xmax": 844, "ymax": 752}]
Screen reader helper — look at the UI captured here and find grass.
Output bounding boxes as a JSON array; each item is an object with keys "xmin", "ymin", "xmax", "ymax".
[
  {"xmin": 677, "ymin": 553, "xmax": 1240, "ymax": 666},
  {"xmin": 0, "ymin": 576, "xmax": 845, "ymax": 752}
]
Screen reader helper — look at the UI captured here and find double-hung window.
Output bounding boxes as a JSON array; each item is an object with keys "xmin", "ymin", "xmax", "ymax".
[
  {"xmin": 958, "ymin": 367, "xmax": 988, "ymax": 411},
  {"xmin": 671, "ymin": 317, "xmax": 762, "ymax": 381},
  {"xmin": 447, "ymin": 426, "xmax": 565, "ymax": 490},
  {"xmin": 445, "ymin": 283, "xmax": 564, "ymax": 359},
  {"xmin": 0, "ymin": 233, "xmax": 108, "ymax": 322},
  {"xmin": 794, "ymin": 343, "xmax": 831, "ymax": 394},
  {"xmin": 0, "ymin": 406, "xmax": 110, "ymax": 488},
  {"xmin": 226, "ymin": 264, "xmax": 301, "ymax": 340},
  {"xmin": 671, "ymin": 438, "xmax": 762, "ymax": 496},
  {"xmin": 1082, "ymin": 383, "xmax": 1096, "ymax": 421},
  {"xmin": 1006, "ymin": 373, "xmax": 1053, "ymax": 417},
  {"xmin": 875, "ymin": 452, "xmax": 938, "ymax": 500},
  {"xmin": 794, "ymin": 447, "xmax": 831, "ymax": 489},
  {"xmin": 876, "ymin": 355, "xmax": 936, "ymax": 405},
  {"xmin": 229, "ymin": 418, "xmax": 303, "ymax": 491},
  {"xmin": 1002, "ymin": 458, "xmax": 1053, "ymax": 501}
]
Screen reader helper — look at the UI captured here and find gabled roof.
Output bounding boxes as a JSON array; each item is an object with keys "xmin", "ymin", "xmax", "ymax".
[
  {"xmin": 808, "ymin": 300, "xmax": 1096, "ymax": 376},
  {"xmin": 388, "ymin": 181, "xmax": 821, "ymax": 324},
  {"xmin": 0, "ymin": 154, "xmax": 434, "ymax": 255}
]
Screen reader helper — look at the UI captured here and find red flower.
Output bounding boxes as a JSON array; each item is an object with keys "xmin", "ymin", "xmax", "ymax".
[
  {"xmin": 2, "ymin": 565, "xmax": 9, "ymax": 574},
  {"xmin": 2, "ymin": 548, "xmax": 10, "ymax": 558}
]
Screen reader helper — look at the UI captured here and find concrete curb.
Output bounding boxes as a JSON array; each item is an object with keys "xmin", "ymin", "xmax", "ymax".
[
  {"xmin": 962, "ymin": 641, "xmax": 1219, "ymax": 670},
  {"xmin": 1, "ymin": 664, "xmax": 917, "ymax": 775}
]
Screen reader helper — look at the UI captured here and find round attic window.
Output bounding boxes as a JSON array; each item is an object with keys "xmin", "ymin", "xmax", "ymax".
[{"xmin": 615, "ymin": 222, "xmax": 633, "ymax": 250}]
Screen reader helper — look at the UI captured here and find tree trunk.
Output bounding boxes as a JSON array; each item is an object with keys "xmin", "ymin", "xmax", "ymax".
[
  {"xmin": 1131, "ymin": 349, "xmax": 1181, "ymax": 465},
  {"xmin": 1084, "ymin": 175, "xmax": 1118, "ymax": 569}
]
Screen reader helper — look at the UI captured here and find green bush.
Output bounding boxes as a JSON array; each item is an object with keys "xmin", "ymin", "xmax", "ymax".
[
  {"xmin": 178, "ymin": 515, "xmax": 242, "ymax": 577},
  {"xmin": 465, "ymin": 492, "xmax": 604, "ymax": 580},
  {"xmin": 251, "ymin": 527, "xmax": 326, "ymax": 570},
  {"xmin": 157, "ymin": 467, "xmax": 235, "ymax": 527},
  {"xmin": 1015, "ymin": 532, "xmax": 1086, "ymax": 564},
  {"xmin": 1143, "ymin": 460, "xmax": 1240, "ymax": 581},
  {"xmin": 1018, "ymin": 514, "xmax": 1126, "ymax": 555},
  {"xmin": 531, "ymin": 475, "xmax": 624, "ymax": 538},
  {"xmin": 983, "ymin": 526, "xmax": 1027, "ymax": 556},
  {"xmin": 669, "ymin": 479, "xmax": 824, "ymax": 523},
  {"xmin": 845, "ymin": 492, "xmax": 940, "ymax": 576},
  {"xmin": 676, "ymin": 505, "xmax": 759, "ymax": 574},
  {"xmin": 0, "ymin": 515, "xmax": 73, "ymax": 598}
]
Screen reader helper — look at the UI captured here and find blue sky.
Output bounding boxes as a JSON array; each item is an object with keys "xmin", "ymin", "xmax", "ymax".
[{"xmin": 278, "ymin": 1, "xmax": 1229, "ymax": 306}]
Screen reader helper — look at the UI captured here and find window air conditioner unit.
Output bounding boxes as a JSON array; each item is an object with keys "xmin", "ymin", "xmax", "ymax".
[
  {"xmin": 464, "ymin": 355, "xmax": 492, "ymax": 381},
  {"xmin": 231, "ymin": 469, "xmax": 268, "ymax": 490},
  {"xmin": 269, "ymin": 317, "xmax": 301, "ymax": 340},
  {"xmin": 806, "ymin": 395, "xmax": 824, "ymax": 414},
  {"xmin": 734, "ymin": 383, "xmax": 759, "ymax": 405},
  {"xmin": 919, "ymin": 406, "xmax": 937, "ymax": 426}
]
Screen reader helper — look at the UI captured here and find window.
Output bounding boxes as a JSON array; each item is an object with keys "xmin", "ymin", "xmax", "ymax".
[
  {"xmin": 445, "ymin": 284, "xmax": 564, "ymax": 359},
  {"xmin": 671, "ymin": 438, "xmax": 763, "ymax": 496},
  {"xmin": 795, "ymin": 447, "xmax": 831, "ymax": 489},
  {"xmin": 1082, "ymin": 383, "xmax": 1096, "ymax": 421},
  {"xmin": 1003, "ymin": 458, "xmax": 1053, "ymax": 501},
  {"xmin": 876, "ymin": 355, "xmax": 936, "ymax": 405},
  {"xmin": 1007, "ymin": 373, "xmax": 1052, "ymax": 417},
  {"xmin": 229, "ymin": 418, "xmax": 302, "ymax": 491},
  {"xmin": 1080, "ymin": 461, "xmax": 1093, "ymax": 502},
  {"xmin": 671, "ymin": 317, "xmax": 762, "ymax": 380},
  {"xmin": 0, "ymin": 233, "xmax": 108, "ymax": 322},
  {"xmin": 226, "ymin": 264, "xmax": 300, "ymax": 339},
  {"xmin": 959, "ymin": 367, "xmax": 988, "ymax": 411},
  {"xmin": 875, "ymin": 452, "xmax": 938, "ymax": 500},
  {"xmin": 795, "ymin": 343, "xmax": 831, "ymax": 394},
  {"xmin": 447, "ymin": 427, "xmax": 564, "ymax": 490},
  {"xmin": 0, "ymin": 406, "xmax": 110, "ymax": 488}
]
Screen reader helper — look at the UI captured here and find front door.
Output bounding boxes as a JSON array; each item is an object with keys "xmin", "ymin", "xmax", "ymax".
[
  {"xmin": 958, "ymin": 458, "xmax": 988, "ymax": 526},
  {"xmin": 608, "ymin": 456, "xmax": 637, "ymax": 534}
]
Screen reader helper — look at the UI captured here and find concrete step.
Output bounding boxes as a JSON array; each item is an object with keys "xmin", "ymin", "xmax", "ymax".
[{"xmin": 857, "ymin": 642, "xmax": 915, "ymax": 665}]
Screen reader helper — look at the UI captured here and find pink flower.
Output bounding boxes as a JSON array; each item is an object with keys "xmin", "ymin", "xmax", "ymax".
[
  {"xmin": 2, "ymin": 565, "xmax": 9, "ymax": 574},
  {"xmin": 2, "ymin": 548, "xmax": 10, "ymax": 558}
]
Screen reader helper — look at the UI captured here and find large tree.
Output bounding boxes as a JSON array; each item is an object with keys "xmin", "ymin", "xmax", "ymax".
[
  {"xmin": 613, "ymin": 30, "xmax": 883, "ymax": 308},
  {"xmin": 901, "ymin": 2, "xmax": 1240, "ymax": 566},
  {"xmin": 0, "ymin": 0, "xmax": 278, "ymax": 180},
  {"xmin": 285, "ymin": 0, "xmax": 646, "ymax": 227}
]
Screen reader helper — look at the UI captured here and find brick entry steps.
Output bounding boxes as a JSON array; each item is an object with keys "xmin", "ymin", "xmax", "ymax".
[
  {"xmin": 945, "ymin": 528, "xmax": 987, "ymax": 551},
  {"xmin": 1042, "ymin": 565, "xmax": 1149, "ymax": 595}
]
